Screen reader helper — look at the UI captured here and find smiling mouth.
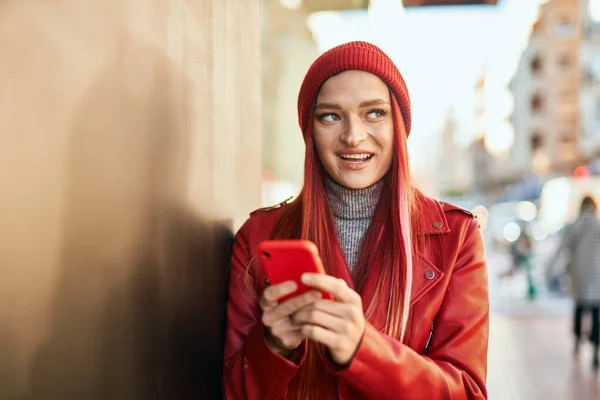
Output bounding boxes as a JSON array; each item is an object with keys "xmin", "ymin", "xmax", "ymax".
[{"xmin": 338, "ymin": 153, "xmax": 374, "ymax": 163}]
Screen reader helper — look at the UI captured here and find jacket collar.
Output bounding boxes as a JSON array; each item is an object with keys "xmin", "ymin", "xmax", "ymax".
[
  {"xmin": 262, "ymin": 191, "xmax": 450, "ymax": 235},
  {"xmin": 416, "ymin": 192, "xmax": 450, "ymax": 236}
]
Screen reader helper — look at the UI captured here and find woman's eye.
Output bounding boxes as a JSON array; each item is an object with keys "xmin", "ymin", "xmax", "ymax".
[
  {"xmin": 317, "ymin": 113, "xmax": 340, "ymax": 123},
  {"xmin": 366, "ymin": 109, "xmax": 387, "ymax": 120}
]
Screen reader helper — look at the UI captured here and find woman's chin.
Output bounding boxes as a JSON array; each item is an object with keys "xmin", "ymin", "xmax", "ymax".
[{"xmin": 334, "ymin": 174, "xmax": 379, "ymax": 190}]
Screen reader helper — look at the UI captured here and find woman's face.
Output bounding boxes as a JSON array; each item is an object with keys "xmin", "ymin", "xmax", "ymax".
[{"xmin": 313, "ymin": 70, "xmax": 395, "ymax": 190}]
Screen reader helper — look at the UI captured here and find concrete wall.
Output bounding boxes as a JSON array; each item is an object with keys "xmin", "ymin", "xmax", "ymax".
[{"xmin": 0, "ymin": 1, "xmax": 261, "ymax": 398}]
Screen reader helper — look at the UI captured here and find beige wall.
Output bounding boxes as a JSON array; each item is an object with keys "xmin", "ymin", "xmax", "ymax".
[{"xmin": 0, "ymin": 1, "xmax": 260, "ymax": 398}]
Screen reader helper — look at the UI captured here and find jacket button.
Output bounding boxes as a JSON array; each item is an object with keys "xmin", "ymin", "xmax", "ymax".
[
  {"xmin": 432, "ymin": 221, "xmax": 443, "ymax": 229},
  {"xmin": 264, "ymin": 277, "xmax": 270, "ymax": 285},
  {"xmin": 424, "ymin": 270, "xmax": 435, "ymax": 280}
]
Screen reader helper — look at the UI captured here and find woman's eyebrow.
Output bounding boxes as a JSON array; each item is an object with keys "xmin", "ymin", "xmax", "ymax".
[
  {"xmin": 315, "ymin": 102, "xmax": 342, "ymax": 110},
  {"xmin": 314, "ymin": 99, "xmax": 390, "ymax": 110},
  {"xmin": 358, "ymin": 99, "xmax": 389, "ymax": 108}
]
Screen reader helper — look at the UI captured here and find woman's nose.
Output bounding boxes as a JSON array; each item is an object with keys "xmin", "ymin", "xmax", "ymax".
[{"xmin": 340, "ymin": 117, "xmax": 367, "ymax": 147}]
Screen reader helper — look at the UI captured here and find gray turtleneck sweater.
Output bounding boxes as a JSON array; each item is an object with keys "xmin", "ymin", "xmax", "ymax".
[{"xmin": 324, "ymin": 177, "xmax": 384, "ymax": 271}]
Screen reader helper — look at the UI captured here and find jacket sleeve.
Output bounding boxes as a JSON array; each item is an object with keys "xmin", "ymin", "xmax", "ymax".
[
  {"xmin": 327, "ymin": 218, "xmax": 489, "ymax": 400},
  {"xmin": 222, "ymin": 222, "xmax": 306, "ymax": 400}
]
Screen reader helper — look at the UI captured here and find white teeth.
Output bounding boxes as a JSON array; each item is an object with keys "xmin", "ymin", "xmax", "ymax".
[{"xmin": 340, "ymin": 154, "xmax": 372, "ymax": 160}]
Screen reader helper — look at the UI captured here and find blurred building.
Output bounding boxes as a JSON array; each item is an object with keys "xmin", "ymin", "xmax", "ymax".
[
  {"xmin": 470, "ymin": 70, "xmax": 523, "ymax": 193},
  {"xmin": 438, "ymin": 109, "xmax": 473, "ymax": 196},
  {"xmin": 510, "ymin": 0, "xmax": 583, "ymax": 176},
  {"xmin": 471, "ymin": 0, "xmax": 600, "ymax": 199},
  {"xmin": 581, "ymin": 0, "xmax": 600, "ymax": 158}
]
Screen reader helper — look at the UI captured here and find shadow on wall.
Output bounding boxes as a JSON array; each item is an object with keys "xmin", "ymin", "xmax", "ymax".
[
  {"xmin": 0, "ymin": 325, "xmax": 18, "ymax": 399},
  {"xmin": 24, "ymin": 37, "xmax": 231, "ymax": 399}
]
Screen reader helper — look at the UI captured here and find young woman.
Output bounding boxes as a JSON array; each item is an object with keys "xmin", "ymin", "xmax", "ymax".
[{"xmin": 222, "ymin": 41, "xmax": 489, "ymax": 399}]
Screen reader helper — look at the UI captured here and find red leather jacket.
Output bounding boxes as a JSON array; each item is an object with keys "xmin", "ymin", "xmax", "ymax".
[{"xmin": 222, "ymin": 194, "xmax": 489, "ymax": 399}]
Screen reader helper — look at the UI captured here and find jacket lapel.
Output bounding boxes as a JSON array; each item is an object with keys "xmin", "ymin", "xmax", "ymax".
[
  {"xmin": 411, "ymin": 194, "xmax": 449, "ymax": 305},
  {"xmin": 356, "ymin": 194, "xmax": 449, "ymax": 330}
]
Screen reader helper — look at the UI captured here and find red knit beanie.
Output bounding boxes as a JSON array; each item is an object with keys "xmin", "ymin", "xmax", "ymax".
[{"xmin": 297, "ymin": 41, "xmax": 411, "ymax": 138}]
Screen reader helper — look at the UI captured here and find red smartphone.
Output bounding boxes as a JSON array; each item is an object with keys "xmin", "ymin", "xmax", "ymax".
[{"xmin": 257, "ymin": 239, "xmax": 333, "ymax": 303}]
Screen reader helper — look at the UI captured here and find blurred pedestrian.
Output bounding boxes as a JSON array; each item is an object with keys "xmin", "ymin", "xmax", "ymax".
[
  {"xmin": 515, "ymin": 228, "xmax": 536, "ymax": 300},
  {"xmin": 502, "ymin": 224, "xmax": 536, "ymax": 296},
  {"xmin": 548, "ymin": 196, "xmax": 600, "ymax": 369}
]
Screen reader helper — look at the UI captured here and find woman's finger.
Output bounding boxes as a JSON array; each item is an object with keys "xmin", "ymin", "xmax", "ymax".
[
  {"xmin": 301, "ymin": 324, "xmax": 339, "ymax": 349},
  {"xmin": 293, "ymin": 308, "xmax": 348, "ymax": 334},
  {"xmin": 300, "ymin": 274, "xmax": 361, "ymax": 304},
  {"xmin": 262, "ymin": 290, "xmax": 322, "ymax": 326},
  {"xmin": 276, "ymin": 290, "xmax": 322, "ymax": 319},
  {"xmin": 309, "ymin": 299, "xmax": 363, "ymax": 324},
  {"xmin": 269, "ymin": 315, "xmax": 302, "ymax": 338},
  {"xmin": 259, "ymin": 280, "xmax": 297, "ymax": 308}
]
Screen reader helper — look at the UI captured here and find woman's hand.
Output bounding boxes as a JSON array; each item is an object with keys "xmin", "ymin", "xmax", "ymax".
[
  {"xmin": 259, "ymin": 280, "xmax": 322, "ymax": 358},
  {"xmin": 292, "ymin": 273, "xmax": 365, "ymax": 365}
]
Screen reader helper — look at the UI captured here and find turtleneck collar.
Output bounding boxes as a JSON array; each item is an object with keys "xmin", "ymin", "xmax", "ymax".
[{"xmin": 324, "ymin": 175, "xmax": 384, "ymax": 220}]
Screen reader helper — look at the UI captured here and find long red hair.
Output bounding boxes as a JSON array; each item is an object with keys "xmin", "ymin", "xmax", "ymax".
[{"xmin": 270, "ymin": 94, "xmax": 422, "ymax": 399}]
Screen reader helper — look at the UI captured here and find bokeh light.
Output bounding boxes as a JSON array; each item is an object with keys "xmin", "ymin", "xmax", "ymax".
[
  {"xmin": 503, "ymin": 222, "xmax": 522, "ymax": 242},
  {"xmin": 517, "ymin": 201, "xmax": 537, "ymax": 222}
]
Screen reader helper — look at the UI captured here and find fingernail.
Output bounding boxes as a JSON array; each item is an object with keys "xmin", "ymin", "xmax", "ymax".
[
  {"xmin": 301, "ymin": 274, "xmax": 312, "ymax": 284},
  {"xmin": 286, "ymin": 281, "xmax": 297, "ymax": 291}
]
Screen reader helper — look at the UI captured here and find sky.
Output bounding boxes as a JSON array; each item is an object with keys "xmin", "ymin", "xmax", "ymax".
[{"xmin": 307, "ymin": 0, "xmax": 547, "ymax": 175}]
